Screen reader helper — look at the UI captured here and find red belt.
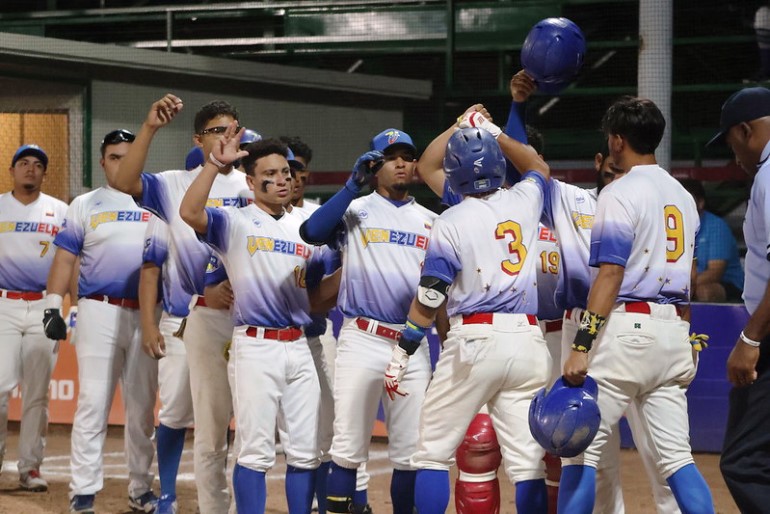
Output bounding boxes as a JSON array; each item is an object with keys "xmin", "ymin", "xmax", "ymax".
[
  {"xmin": 355, "ymin": 317, "xmax": 402, "ymax": 342},
  {"xmin": 245, "ymin": 326, "xmax": 303, "ymax": 341},
  {"xmin": 544, "ymin": 319, "xmax": 563, "ymax": 333},
  {"xmin": 0, "ymin": 289, "xmax": 44, "ymax": 301},
  {"xmin": 462, "ymin": 313, "xmax": 538, "ymax": 326},
  {"xmin": 85, "ymin": 294, "xmax": 140, "ymax": 309},
  {"xmin": 195, "ymin": 296, "xmax": 208, "ymax": 308},
  {"xmin": 624, "ymin": 302, "xmax": 683, "ymax": 316}
]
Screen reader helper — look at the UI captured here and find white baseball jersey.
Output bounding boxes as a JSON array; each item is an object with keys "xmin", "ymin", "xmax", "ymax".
[
  {"xmin": 535, "ymin": 223, "xmax": 563, "ymax": 320},
  {"xmin": 202, "ymin": 205, "xmax": 321, "ymax": 327},
  {"xmin": 139, "ymin": 166, "xmax": 250, "ymax": 297},
  {"xmin": 542, "ymin": 180, "xmax": 597, "ymax": 310},
  {"xmin": 142, "ymin": 215, "xmax": 191, "ymax": 317},
  {"xmin": 0, "ymin": 192, "xmax": 67, "ymax": 291},
  {"xmin": 54, "ymin": 186, "xmax": 150, "ymax": 299},
  {"xmin": 423, "ymin": 172, "xmax": 546, "ymax": 316},
  {"xmin": 335, "ymin": 192, "xmax": 437, "ymax": 323},
  {"xmin": 590, "ymin": 165, "xmax": 698, "ymax": 303},
  {"xmin": 294, "ymin": 200, "xmax": 321, "ymax": 216},
  {"xmin": 743, "ymin": 140, "xmax": 770, "ymax": 314}
]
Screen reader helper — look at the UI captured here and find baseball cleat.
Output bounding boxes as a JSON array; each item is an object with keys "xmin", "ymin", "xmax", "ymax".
[
  {"xmin": 19, "ymin": 469, "xmax": 48, "ymax": 492},
  {"xmin": 70, "ymin": 494, "xmax": 96, "ymax": 513},
  {"xmin": 129, "ymin": 490, "xmax": 159, "ymax": 512},
  {"xmin": 157, "ymin": 493, "xmax": 178, "ymax": 514}
]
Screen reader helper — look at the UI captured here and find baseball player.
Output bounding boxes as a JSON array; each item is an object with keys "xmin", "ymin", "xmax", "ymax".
[
  {"xmin": 179, "ymin": 130, "xmax": 324, "ymax": 514},
  {"xmin": 0, "ymin": 144, "xmax": 67, "ymax": 493},
  {"xmin": 280, "ymin": 136, "xmax": 319, "ymax": 212},
  {"xmin": 708, "ymin": 87, "xmax": 770, "ymax": 512},
  {"xmin": 559, "ymin": 97, "xmax": 714, "ymax": 514},
  {"xmin": 43, "ymin": 129, "xmax": 159, "ymax": 514},
  {"xmin": 300, "ymin": 127, "xmax": 436, "ymax": 514},
  {"xmin": 391, "ymin": 124, "xmax": 551, "ymax": 514},
  {"xmin": 112, "ymin": 94, "xmax": 250, "ymax": 514}
]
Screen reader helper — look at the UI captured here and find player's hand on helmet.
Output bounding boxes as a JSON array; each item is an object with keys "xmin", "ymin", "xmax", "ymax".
[
  {"xmin": 210, "ymin": 121, "xmax": 249, "ymax": 169},
  {"xmin": 142, "ymin": 324, "xmax": 167, "ymax": 360},
  {"xmin": 66, "ymin": 306, "xmax": 78, "ymax": 345},
  {"xmin": 563, "ymin": 350, "xmax": 589, "ymax": 386},
  {"xmin": 727, "ymin": 335, "xmax": 760, "ymax": 387},
  {"xmin": 510, "ymin": 70, "xmax": 537, "ymax": 103},
  {"xmin": 347, "ymin": 150, "xmax": 385, "ymax": 191},
  {"xmin": 145, "ymin": 94, "xmax": 184, "ymax": 129},
  {"xmin": 460, "ymin": 104, "xmax": 493, "ymax": 125},
  {"xmin": 43, "ymin": 308, "xmax": 68, "ymax": 341},
  {"xmin": 384, "ymin": 344, "xmax": 410, "ymax": 400},
  {"xmin": 458, "ymin": 111, "xmax": 502, "ymax": 139}
]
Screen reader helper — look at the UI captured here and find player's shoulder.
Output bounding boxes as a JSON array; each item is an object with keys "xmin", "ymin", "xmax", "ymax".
[
  {"xmin": 39, "ymin": 192, "xmax": 69, "ymax": 211},
  {"xmin": 409, "ymin": 200, "xmax": 438, "ymax": 220}
]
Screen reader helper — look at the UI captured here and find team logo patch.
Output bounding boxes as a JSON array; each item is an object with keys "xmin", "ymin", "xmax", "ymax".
[
  {"xmin": 360, "ymin": 228, "xmax": 429, "ymax": 250},
  {"xmin": 358, "ymin": 210, "xmax": 368, "ymax": 219},
  {"xmin": 386, "ymin": 130, "xmax": 401, "ymax": 145},
  {"xmin": 252, "ymin": 219, "xmax": 262, "ymax": 228},
  {"xmin": 45, "ymin": 211, "xmax": 54, "ymax": 217},
  {"xmin": 246, "ymin": 236, "xmax": 311, "ymax": 259},
  {"xmin": 89, "ymin": 210, "xmax": 151, "ymax": 229}
]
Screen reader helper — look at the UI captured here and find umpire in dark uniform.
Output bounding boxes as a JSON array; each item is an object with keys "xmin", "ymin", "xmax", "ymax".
[{"xmin": 709, "ymin": 87, "xmax": 770, "ymax": 513}]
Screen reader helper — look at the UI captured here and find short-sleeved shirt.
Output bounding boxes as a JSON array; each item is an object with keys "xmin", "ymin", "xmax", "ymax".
[
  {"xmin": 143, "ymin": 215, "xmax": 192, "ymax": 317},
  {"xmin": 535, "ymin": 224, "xmax": 564, "ymax": 320},
  {"xmin": 743, "ymin": 140, "xmax": 770, "ymax": 314},
  {"xmin": 695, "ymin": 210, "xmax": 744, "ymax": 292},
  {"xmin": 0, "ymin": 192, "xmax": 67, "ymax": 292},
  {"xmin": 590, "ymin": 165, "xmax": 699, "ymax": 304}
]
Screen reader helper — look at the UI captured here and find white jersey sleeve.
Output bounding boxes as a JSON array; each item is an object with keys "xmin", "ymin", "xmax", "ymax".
[
  {"xmin": 337, "ymin": 193, "xmax": 437, "ymax": 324},
  {"xmin": 142, "ymin": 215, "xmax": 192, "ymax": 317},
  {"xmin": 0, "ymin": 192, "xmax": 67, "ymax": 292},
  {"xmin": 202, "ymin": 205, "xmax": 318, "ymax": 327},
  {"xmin": 54, "ymin": 187, "xmax": 151, "ymax": 300},
  {"xmin": 590, "ymin": 165, "xmax": 698, "ymax": 304},
  {"xmin": 422, "ymin": 172, "xmax": 546, "ymax": 317},
  {"xmin": 138, "ymin": 167, "xmax": 251, "ymax": 296}
]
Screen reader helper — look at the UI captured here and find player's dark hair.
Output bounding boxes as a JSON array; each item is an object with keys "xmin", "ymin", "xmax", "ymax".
[
  {"xmin": 242, "ymin": 139, "xmax": 289, "ymax": 177},
  {"xmin": 279, "ymin": 136, "xmax": 313, "ymax": 165},
  {"xmin": 601, "ymin": 96, "xmax": 665, "ymax": 156},
  {"xmin": 525, "ymin": 125, "xmax": 545, "ymax": 156},
  {"xmin": 679, "ymin": 178, "xmax": 706, "ymax": 202},
  {"xmin": 194, "ymin": 100, "xmax": 239, "ymax": 134}
]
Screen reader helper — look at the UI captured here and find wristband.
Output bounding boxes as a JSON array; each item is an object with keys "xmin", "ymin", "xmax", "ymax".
[
  {"xmin": 209, "ymin": 152, "xmax": 226, "ymax": 168},
  {"xmin": 740, "ymin": 330, "xmax": 762, "ymax": 348},
  {"xmin": 399, "ymin": 318, "xmax": 427, "ymax": 355},
  {"xmin": 571, "ymin": 310, "xmax": 607, "ymax": 353},
  {"xmin": 45, "ymin": 293, "xmax": 63, "ymax": 310}
]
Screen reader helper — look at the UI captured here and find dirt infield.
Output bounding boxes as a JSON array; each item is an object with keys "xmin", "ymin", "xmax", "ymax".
[{"xmin": 0, "ymin": 423, "xmax": 738, "ymax": 514}]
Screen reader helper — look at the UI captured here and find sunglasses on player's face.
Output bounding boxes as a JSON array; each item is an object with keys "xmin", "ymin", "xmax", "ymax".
[
  {"xmin": 200, "ymin": 125, "xmax": 240, "ymax": 136},
  {"xmin": 102, "ymin": 129, "xmax": 136, "ymax": 146}
]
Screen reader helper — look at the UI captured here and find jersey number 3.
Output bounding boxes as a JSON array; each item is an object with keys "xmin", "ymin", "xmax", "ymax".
[
  {"xmin": 664, "ymin": 205, "xmax": 684, "ymax": 263},
  {"xmin": 495, "ymin": 220, "xmax": 527, "ymax": 275}
]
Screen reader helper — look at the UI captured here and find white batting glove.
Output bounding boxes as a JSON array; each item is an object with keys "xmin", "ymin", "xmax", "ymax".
[
  {"xmin": 66, "ymin": 306, "xmax": 78, "ymax": 345},
  {"xmin": 458, "ymin": 111, "xmax": 502, "ymax": 139},
  {"xmin": 384, "ymin": 345, "xmax": 410, "ymax": 400}
]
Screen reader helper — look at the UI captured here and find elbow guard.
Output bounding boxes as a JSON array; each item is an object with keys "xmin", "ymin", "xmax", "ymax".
[{"xmin": 417, "ymin": 276, "xmax": 450, "ymax": 309}]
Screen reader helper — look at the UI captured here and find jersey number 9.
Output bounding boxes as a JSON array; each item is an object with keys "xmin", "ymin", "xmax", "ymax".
[{"xmin": 664, "ymin": 205, "xmax": 684, "ymax": 263}]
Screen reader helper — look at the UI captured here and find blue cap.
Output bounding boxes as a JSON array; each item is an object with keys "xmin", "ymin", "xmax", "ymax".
[
  {"xmin": 286, "ymin": 148, "xmax": 305, "ymax": 171},
  {"xmin": 185, "ymin": 147, "xmax": 205, "ymax": 170},
  {"xmin": 239, "ymin": 128, "xmax": 262, "ymax": 147},
  {"xmin": 708, "ymin": 87, "xmax": 770, "ymax": 146},
  {"xmin": 370, "ymin": 129, "xmax": 417, "ymax": 155},
  {"xmin": 12, "ymin": 144, "xmax": 48, "ymax": 170}
]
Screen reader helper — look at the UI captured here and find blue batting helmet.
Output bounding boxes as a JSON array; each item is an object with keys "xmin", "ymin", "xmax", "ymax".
[
  {"xmin": 185, "ymin": 146, "xmax": 204, "ymax": 170},
  {"xmin": 528, "ymin": 375, "xmax": 601, "ymax": 458},
  {"xmin": 443, "ymin": 127, "xmax": 506, "ymax": 196},
  {"xmin": 239, "ymin": 128, "xmax": 262, "ymax": 148},
  {"xmin": 521, "ymin": 17, "xmax": 586, "ymax": 95}
]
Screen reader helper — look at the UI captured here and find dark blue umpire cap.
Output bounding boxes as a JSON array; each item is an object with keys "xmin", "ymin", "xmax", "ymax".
[{"xmin": 708, "ymin": 87, "xmax": 770, "ymax": 146}]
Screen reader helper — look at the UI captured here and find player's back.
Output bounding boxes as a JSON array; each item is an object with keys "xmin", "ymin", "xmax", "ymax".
[
  {"xmin": 437, "ymin": 181, "xmax": 543, "ymax": 317},
  {"xmin": 591, "ymin": 165, "xmax": 698, "ymax": 304}
]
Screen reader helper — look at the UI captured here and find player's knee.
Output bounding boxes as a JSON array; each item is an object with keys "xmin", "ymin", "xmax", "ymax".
[{"xmin": 457, "ymin": 414, "xmax": 502, "ymax": 480}]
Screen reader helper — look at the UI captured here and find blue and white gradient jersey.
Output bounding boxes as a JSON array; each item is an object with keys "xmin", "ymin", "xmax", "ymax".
[
  {"xmin": 743, "ymin": 140, "xmax": 770, "ymax": 314},
  {"xmin": 336, "ymin": 192, "xmax": 437, "ymax": 324},
  {"xmin": 54, "ymin": 187, "xmax": 150, "ymax": 300},
  {"xmin": 143, "ymin": 215, "xmax": 192, "ymax": 317},
  {"xmin": 542, "ymin": 180, "xmax": 597, "ymax": 311},
  {"xmin": 590, "ymin": 165, "xmax": 698, "ymax": 304},
  {"xmin": 138, "ymin": 166, "xmax": 250, "ymax": 296},
  {"xmin": 423, "ymin": 172, "xmax": 547, "ymax": 317},
  {"xmin": 536, "ymin": 223, "xmax": 564, "ymax": 320},
  {"xmin": 0, "ymin": 192, "xmax": 67, "ymax": 292},
  {"xmin": 202, "ymin": 204, "xmax": 321, "ymax": 328}
]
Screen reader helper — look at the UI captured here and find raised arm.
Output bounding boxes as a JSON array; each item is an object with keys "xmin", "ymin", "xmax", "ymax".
[{"xmin": 113, "ymin": 94, "xmax": 184, "ymax": 196}]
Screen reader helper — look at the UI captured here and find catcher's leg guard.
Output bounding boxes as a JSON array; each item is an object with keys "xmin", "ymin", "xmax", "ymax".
[
  {"xmin": 543, "ymin": 452, "xmax": 561, "ymax": 514},
  {"xmin": 455, "ymin": 414, "xmax": 502, "ymax": 514}
]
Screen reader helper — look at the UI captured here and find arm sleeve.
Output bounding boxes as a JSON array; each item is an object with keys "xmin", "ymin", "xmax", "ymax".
[
  {"xmin": 441, "ymin": 180, "xmax": 463, "ymax": 207},
  {"xmin": 300, "ymin": 186, "xmax": 356, "ymax": 245},
  {"xmin": 139, "ymin": 172, "xmax": 172, "ymax": 222},
  {"xmin": 201, "ymin": 207, "xmax": 230, "ymax": 254},
  {"xmin": 589, "ymin": 190, "xmax": 635, "ymax": 267},
  {"xmin": 503, "ymin": 101, "xmax": 528, "ymax": 185},
  {"xmin": 422, "ymin": 219, "xmax": 461, "ymax": 284},
  {"xmin": 53, "ymin": 199, "xmax": 84, "ymax": 255}
]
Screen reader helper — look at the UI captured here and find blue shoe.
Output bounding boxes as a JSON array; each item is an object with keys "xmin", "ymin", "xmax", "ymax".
[
  {"xmin": 157, "ymin": 494, "xmax": 178, "ymax": 514},
  {"xmin": 129, "ymin": 490, "xmax": 159, "ymax": 513},
  {"xmin": 70, "ymin": 494, "xmax": 96, "ymax": 514}
]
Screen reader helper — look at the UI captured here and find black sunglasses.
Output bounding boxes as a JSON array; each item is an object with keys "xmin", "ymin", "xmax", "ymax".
[
  {"xmin": 102, "ymin": 129, "xmax": 136, "ymax": 147},
  {"xmin": 200, "ymin": 125, "xmax": 239, "ymax": 136}
]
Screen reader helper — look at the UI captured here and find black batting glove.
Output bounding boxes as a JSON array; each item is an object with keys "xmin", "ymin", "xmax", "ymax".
[{"xmin": 43, "ymin": 308, "xmax": 68, "ymax": 341}]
